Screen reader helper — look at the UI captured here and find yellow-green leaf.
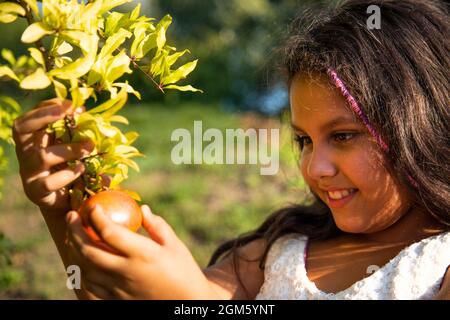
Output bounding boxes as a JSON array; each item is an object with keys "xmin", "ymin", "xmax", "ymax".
[
  {"xmin": 101, "ymin": 0, "xmax": 133, "ymax": 14},
  {"xmin": 50, "ymin": 34, "xmax": 98, "ymax": 79},
  {"xmin": 21, "ymin": 22, "xmax": 54, "ymax": 43},
  {"xmin": 0, "ymin": 66, "xmax": 19, "ymax": 82},
  {"xmin": 0, "ymin": 13, "xmax": 18, "ymax": 23},
  {"xmin": 22, "ymin": 0, "xmax": 39, "ymax": 18},
  {"xmin": 53, "ymin": 79, "xmax": 67, "ymax": 99},
  {"xmin": 56, "ymin": 42, "xmax": 73, "ymax": 55},
  {"xmin": 109, "ymin": 115, "xmax": 129, "ymax": 125},
  {"xmin": 114, "ymin": 82, "xmax": 141, "ymax": 100},
  {"xmin": 0, "ymin": 2, "xmax": 26, "ymax": 17},
  {"xmin": 164, "ymin": 84, "xmax": 203, "ymax": 93},
  {"xmin": 161, "ymin": 60, "xmax": 198, "ymax": 85},
  {"xmin": 98, "ymin": 28, "xmax": 132, "ymax": 60},
  {"xmin": 20, "ymin": 68, "xmax": 51, "ymax": 89},
  {"xmin": 1, "ymin": 49, "xmax": 15, "ymax": 66},
  {"xmin": 28, "ymin": 48, "xmax": 45, "ymax": 67}
]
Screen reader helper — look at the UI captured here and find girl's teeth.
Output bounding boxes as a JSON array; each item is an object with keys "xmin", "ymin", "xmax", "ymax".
[{"xmin": 328, "ymin": 189, "xmax": 355, "ymax": 200}]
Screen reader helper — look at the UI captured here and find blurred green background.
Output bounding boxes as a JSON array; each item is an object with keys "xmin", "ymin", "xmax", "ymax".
[{"xmin": 0, "ymin": 0, "xmax": 334, "ymax": 299}]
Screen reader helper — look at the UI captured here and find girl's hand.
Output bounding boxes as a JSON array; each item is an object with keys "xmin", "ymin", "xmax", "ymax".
[
  {"xmin": 66, "ymin": 205, "xmax": 219, "ymax": 300},
  {"xmin": 12, "ymin": 98, "xmax": 95, "ymax": 215}
]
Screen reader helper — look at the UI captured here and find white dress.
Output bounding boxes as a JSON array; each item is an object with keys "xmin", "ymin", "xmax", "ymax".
[{"xmin": 255, "ymin": 232, "xmax": 450, "ymax": 300}]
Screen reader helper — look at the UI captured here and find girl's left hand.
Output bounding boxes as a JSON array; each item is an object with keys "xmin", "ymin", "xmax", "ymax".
[{"xmin": 65, "ymin": 204, "xmax": 217, "ymax": 300}]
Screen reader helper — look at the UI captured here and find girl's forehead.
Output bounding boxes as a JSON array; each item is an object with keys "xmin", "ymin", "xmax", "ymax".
[{"xmin": 290, "ymin": 74, "xmax": 360, "ymax": 130}]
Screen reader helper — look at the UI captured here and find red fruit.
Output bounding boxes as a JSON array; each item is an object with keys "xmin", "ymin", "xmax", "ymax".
[{"xmin": 79, "ymin": 190, "xmax": 143, "ymax": 242}]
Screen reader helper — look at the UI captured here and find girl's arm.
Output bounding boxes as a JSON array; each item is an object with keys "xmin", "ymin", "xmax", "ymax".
[
  {"xmin": 12, "ymin": 99, "xmax": 95, "ymax": 299},
  {"xmin": 66, "ymin": 205, "xmax": 266, "ymax": 299},
  {"xmin": 434, "ymin": 269, "xmax": 450, "ymax": 300},
  {"xmin": 203, "ymin": 239, "xmax": 266, "ymax": 299}
]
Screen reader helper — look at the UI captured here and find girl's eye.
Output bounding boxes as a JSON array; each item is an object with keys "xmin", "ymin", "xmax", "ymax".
[
  {"xmin": 333, "ymin": 132, "xmax": 356, "ymax": 143},
  {"xmin": 294, "ymin": 135, "xmax": 312, "ymax": 150}
]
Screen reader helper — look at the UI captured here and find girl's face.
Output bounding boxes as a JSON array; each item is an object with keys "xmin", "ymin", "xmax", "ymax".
[{"xmin": 290, "ymin": 74, "xmax": 412, "ymax": 234}]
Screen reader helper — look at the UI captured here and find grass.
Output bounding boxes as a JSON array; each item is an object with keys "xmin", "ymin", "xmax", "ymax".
[{"xmin": 0, "ymin": 102, "xmax": 307, "ymax": 299}]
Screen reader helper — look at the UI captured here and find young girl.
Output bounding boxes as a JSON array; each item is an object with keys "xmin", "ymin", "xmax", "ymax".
[{"xmin": 12, "ymin": 0, "xmax": 449, "ymax": 299}]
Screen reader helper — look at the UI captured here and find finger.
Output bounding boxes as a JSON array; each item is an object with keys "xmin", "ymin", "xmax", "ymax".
[
  {"xmin": 141, "ymin": 205, "xmax": 177, "ymax": 247},
  {"xmin": 66, "ymin": 211, "xmax": 126, "ymax": 272},
  {"xmin": 38, "ymin": 140, "xmax": 95, "ymax": 169},
  {"xmin": 27, "ymin": 163, "xmax": 85, "ymax": 198},
  {"xmin": 84, "ymin": 269, "xmax": 116, "ymax": 290},
  {"xmin": 82, "ymin": 281, "xmax": 116, "ymax": 300},
  {"xmin": 15, "ymin": 129, "xmax": 49, "ymax": 163},
  {"xmin": 34, "ymin": 98, "xmax": 67, "ymax": 109},
  {"xmin": 89, "ymin": 205, "xmax": 160, "ymax": 257},
  {"xmin": 13, "ymin": 101, "xmax": 72, "ymax": 135}
]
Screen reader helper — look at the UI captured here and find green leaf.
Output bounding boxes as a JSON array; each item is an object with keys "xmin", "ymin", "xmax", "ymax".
[
  {"xmin": 104, "ymin": 11, "xmax": 126, "ymax": 37},
  {"xmin": 156, "ymin": 15, "xmax": 172, "ymax": 50},
  {"xmin": 21, "ymin": 22, "xmax": 54, "ymax": 43},
  {"xmin": 161, "ymin": 60, "xmax": 198, "ymax": 85},
  {"xmin": 20, "ymin": 68, "xmax": 51, "ymax": 89},
  {"xmin": 128, "ymin": 2, "xmax": 140, "ymax": 20},
  {"xmin": 166, "ymin": 49, "xmax": 189, "ymax": 68},
  {"xmin": 0, "ymin": 66, "xmax": 19, "ymax": 82},
  {"xmin": 164, "ymin": 84, "xmax": 203, "ymax": 93},
  {"xmin": 1, "ymin": 49, "xmax": 15, "ymax": 66},
  {"xmin": 0, "ymin": 96, "xmax": 20, "ymax": 113}
]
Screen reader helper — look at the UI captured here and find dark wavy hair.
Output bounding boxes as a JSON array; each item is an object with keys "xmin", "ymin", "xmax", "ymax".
[{"xmin": 208, "ymin": 0, "xmax": 450, "ymax": 298}]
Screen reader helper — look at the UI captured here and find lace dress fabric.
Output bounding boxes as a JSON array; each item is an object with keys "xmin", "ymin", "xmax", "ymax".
[{"xmin": 256, "ymin": 232, "xmax": 450, "ymax": 300}]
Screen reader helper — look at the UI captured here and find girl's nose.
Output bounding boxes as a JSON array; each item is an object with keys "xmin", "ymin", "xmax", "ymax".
[{"xmin": 306, "ymin": 148, "xmax": 338, "ymax": 180}]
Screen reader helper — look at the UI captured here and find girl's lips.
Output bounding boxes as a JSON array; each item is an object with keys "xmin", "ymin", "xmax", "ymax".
[{"xmin": 326, "ymin": 189, "xmax": 358, "ymax": 208}]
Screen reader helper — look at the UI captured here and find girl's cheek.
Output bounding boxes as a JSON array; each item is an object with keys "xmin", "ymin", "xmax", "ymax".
[{"xmin": 299, "ymin": 155, "xmax": 314, "ymax": 186}]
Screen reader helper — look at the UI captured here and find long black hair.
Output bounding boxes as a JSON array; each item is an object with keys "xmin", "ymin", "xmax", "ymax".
[{"xmin": 208, "ymin": 0, "xmax": 450, "ymax": 297}]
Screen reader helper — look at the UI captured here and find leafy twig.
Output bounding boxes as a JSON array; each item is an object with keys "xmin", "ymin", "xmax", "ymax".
[{"xmin": 18, "ymin": 0, "xmax": 53, "ymax": 72}]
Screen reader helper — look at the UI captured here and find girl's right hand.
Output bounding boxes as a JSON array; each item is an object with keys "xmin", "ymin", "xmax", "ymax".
[{"xmin": 12, "ymin": 98, "xmax": 95, "ymax": 215}]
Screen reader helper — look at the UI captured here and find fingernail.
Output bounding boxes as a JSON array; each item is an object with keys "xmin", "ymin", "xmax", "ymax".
[
  {"xmin": 142, "ymin": 205, "xmax": 153, "ymax": 217},
  {"xmin": 66, "ymin": 211, "xmax": 74, "ymax": 223},
  {"xmin": 75, "ymin": 163, "xmax": 85, "ymax": 173}
]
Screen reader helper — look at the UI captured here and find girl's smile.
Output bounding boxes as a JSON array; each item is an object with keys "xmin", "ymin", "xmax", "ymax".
[{"xmin": 324, "ymin": 188, "xmax": 358, "ymax": 209}]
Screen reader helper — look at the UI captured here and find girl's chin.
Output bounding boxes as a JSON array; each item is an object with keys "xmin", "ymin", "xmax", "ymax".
[{"xmin": 333, "ymin": 215, "xmax": 372, "ymax": 234}]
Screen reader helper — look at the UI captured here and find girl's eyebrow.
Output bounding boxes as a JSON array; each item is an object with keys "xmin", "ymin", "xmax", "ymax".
[{"xmin": 291, "ymin": 115, "xmax": 359, "ymax": 133}]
